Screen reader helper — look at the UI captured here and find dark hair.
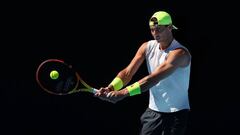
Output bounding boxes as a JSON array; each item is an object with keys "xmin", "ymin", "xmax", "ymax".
[{"xmin": 150, "ymin": 17, "xmax": 158, "ymax": 25}]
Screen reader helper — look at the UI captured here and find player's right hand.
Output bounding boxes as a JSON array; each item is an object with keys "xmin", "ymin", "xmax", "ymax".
[
  {"xmin": 95, "ymin": 86, "xmax": 113, "ymax": 96},
  {"xmin": 95, "ymin": 86, "xmax": 116, "ymax": 103}
]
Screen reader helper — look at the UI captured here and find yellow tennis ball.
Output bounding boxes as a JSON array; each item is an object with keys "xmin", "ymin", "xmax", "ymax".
[{"xmin": 50, "ymin": 70, "xmax": 59, "ymax": 80}]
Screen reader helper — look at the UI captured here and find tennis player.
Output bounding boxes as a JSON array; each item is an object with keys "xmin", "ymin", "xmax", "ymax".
[{"xmin": 96, "ymin": 11, "xmax": 191, "ymax": 135}]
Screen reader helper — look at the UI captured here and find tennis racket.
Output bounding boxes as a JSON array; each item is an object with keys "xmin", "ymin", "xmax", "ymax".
[{"xmin": 36, "ymin": 59, "xmax": 98, "ymax": 95}]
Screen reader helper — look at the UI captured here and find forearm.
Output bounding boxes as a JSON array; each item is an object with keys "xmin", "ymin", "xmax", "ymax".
[
  {"xmin": 116, "ymin": 68, "xmax": 133, "ymax": 86},
  {"xmin": 137, "ymin": 75, "xmax": 160, "ymax": 93},
  {"xmin": 138, "ymin": 63, "xmax": 176, "ymax": 93},
  {"xmin": 108, "ymin": 68, "xmax": 133, "ymax": 89}
]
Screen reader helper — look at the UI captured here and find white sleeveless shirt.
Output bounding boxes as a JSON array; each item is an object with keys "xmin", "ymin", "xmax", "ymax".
[{"xmin": 145, "ymin": 39, "xmax": 191, "ymax": 112}]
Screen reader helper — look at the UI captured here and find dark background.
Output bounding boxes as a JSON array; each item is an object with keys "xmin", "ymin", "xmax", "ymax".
[{"xmin": 1, "ymin": 1, "xmax": 237, "ymax": 135}]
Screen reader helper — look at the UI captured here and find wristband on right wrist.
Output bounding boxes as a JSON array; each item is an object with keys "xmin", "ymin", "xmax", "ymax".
[{"xmin": 110, "ymin": 77, "xmax": 123, "ymax": 91}]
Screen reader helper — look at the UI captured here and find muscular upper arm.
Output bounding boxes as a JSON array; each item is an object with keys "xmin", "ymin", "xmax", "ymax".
[
  {"xmin": 117, "ymin": 42, "xmax": 147, "ymax": 84},
  {"xmin": 166, "ymin": 48, "xmax": 191, "ymax": 68},
  {"xmin": 125, "ymin": 42, "xmax": 147, "ymax": 75}
]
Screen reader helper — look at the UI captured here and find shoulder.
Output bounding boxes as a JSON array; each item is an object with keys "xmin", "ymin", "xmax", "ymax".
[
  {"xmin": 142, "ymin": 40, "xmax": 158, "ymax": 55},
  {"xmin": 135, "ymin": 41, "xmax": 153, "ymax": 57},
  {"xmin": 170, "ymin": 40, "xmax": 191, "ymax": 56},
  {"xmin": 170, "ymin": 48, "xmax": 189, "ymax": 57},
  {"xmin": 168, "ymin": 48, "xmax": 191, "ymax": 67},
  {"xmin": 169, "ymin": 40, "xmax": 191, "ymax": 61},
  {"xmin": 136, "ymin": 42, "xmax": 148, "ymax": 56},
  {"xmin": 138, "ymin": 41, "xmax": 149, "ymax": 52}
]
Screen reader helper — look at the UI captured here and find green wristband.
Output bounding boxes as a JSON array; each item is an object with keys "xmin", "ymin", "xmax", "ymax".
[
  {"xmin": 110, "ymin": 77, "xmax": 123, "ymax": 91},
  {"xmin": 126, "ymin": 82, "xmax": 141, "ymax": 96}
]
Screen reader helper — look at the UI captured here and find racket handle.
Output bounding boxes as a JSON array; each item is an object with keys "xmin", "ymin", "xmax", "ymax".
[{"xmin": 92, "ymin": 88, "xmax": 99, "ymax": 94}]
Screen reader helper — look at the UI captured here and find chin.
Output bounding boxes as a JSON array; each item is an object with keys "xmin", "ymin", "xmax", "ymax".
[
  {"xmin": 154, "ymin": 38, "xmax": 160, "ymax": 41},
  {"xmin": 156, "ymin": 39, "xmax": 162, "ymax": 43}
]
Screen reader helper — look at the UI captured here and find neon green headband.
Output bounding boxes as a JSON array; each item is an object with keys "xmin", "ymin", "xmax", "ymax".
[{"xmin": 149, "ymin": 11, "xmax": 178, "ymax": 29}]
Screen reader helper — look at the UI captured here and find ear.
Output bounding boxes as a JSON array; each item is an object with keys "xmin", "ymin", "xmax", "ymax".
[{"xmin": 168, "ymin": 25, "xmax": 173, "ymax": 31}]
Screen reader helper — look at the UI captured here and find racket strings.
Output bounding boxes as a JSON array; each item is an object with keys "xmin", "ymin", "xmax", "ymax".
[
  {"xmin": 54, "ymin": 73, "xmax": 78, "ymax": 93},
  {"xmin": 36, "ymin": 59, "xmax": 95, "ymax": 95}
]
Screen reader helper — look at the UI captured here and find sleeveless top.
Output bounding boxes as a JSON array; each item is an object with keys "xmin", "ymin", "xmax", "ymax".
[{"xmin": 145, "ymin": 39, "xmax": 191, "ymax": 112}]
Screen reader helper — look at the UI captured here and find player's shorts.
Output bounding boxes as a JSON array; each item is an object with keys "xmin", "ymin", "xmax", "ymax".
[{"xmin": 140, "ymin": 108, "xmax": 189, "ymax": 135}]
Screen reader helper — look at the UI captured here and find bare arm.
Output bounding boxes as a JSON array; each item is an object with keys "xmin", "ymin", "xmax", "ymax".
[
  {"xmin": 108, "ymin": 42, "xmax": 148, "ymax": 89},
  {"xmin": 95, "ymin": 42, "xmax": 147, "ymax": 97}
]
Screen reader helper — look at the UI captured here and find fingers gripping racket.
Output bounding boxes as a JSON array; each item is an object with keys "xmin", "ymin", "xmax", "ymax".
[{"xmin": 36, "ymin": 59, "xmax": 98, "ymax": 95}]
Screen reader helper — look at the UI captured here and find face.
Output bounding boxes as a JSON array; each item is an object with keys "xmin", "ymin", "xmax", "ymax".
[{"xmin": 150, "ymin": 25, "xmax": 171, "ymax": 42}]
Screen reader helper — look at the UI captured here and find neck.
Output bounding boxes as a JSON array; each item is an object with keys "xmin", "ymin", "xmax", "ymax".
[{"xmin": 159, "ymin": 36, "xmax": 174, "ymax": 50}]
